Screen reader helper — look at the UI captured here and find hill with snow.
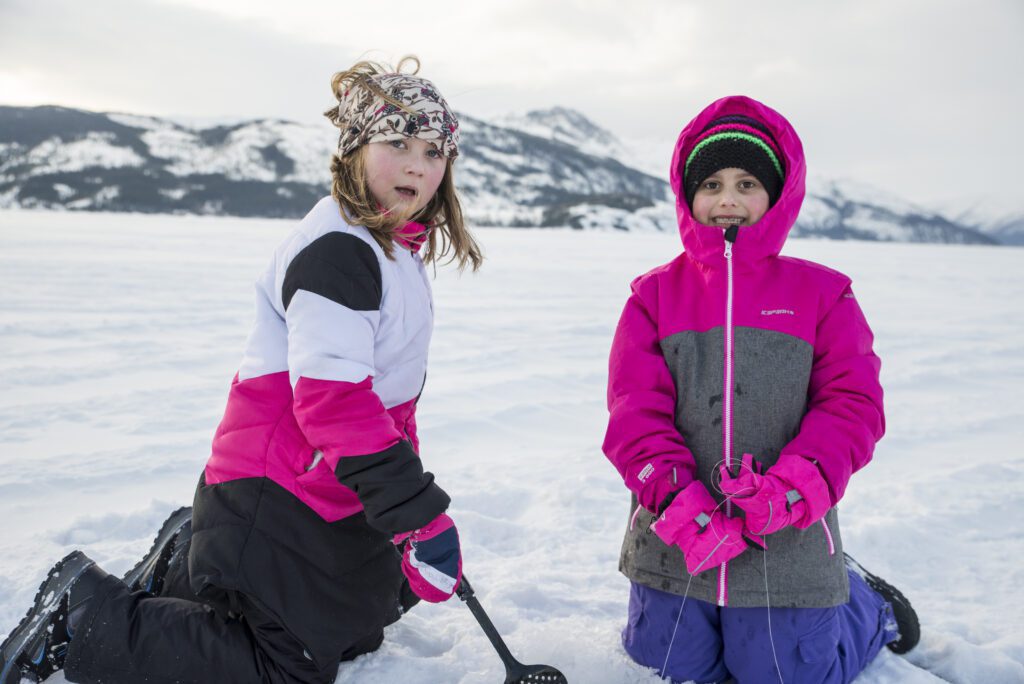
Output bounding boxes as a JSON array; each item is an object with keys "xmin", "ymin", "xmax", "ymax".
[{"xmin": 0, "ymin": 104, "xmax": 1005, "ymax": 244}]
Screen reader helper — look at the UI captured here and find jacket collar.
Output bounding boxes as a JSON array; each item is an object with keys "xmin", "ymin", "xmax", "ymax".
[{"xmin": 394, "ymin": 221, "xmax": 430, "ymax": 253}]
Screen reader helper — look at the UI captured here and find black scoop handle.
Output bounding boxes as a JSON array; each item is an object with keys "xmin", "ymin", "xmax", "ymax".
[{"xmin": 456, "ymin": 576, "xmax": 519, "ymax": 668}]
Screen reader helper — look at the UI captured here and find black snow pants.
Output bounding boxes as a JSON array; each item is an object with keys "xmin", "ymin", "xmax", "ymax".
[{"xmin": 62, "ymin": 484, "xmax": 414, "ymax": 684}]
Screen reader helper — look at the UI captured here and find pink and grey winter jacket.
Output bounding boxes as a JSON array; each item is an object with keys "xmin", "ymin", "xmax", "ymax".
[
  {"xmin": 201, "ymin": 196, "xmax": 449, "ymax": 535},
  {"xmin": 603, "ymin": 96, "xmax": 884, "ymax": 608}
]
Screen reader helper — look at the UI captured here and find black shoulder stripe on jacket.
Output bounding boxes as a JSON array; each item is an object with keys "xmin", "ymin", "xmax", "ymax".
[
  {"xmin": 282, "ymin": 232, "xmax": 382, "ymax": 311},
  {"xmin": 335, "ymin": 441, "xmax": 451, "ymax": 535}
]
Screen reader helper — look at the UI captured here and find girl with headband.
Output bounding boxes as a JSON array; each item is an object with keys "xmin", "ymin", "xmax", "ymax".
[{"xmin": 3, "ymin": 56, "xmax": 481, "ymax": 684}]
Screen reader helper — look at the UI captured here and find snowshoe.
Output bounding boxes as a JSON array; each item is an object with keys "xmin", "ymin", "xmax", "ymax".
[
  {"xmin": 122, "ymin": 506, "xmax": 192, "ymax": 594},
  {"xmin": 1, "ymin": 551, "xmax": 106, "ymax": 683},
  {"xmin": 845, "ymin": 553, "xmax": 920, "ymax": 654}
]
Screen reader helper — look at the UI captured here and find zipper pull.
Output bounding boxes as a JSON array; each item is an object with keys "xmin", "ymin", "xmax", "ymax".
[
  {"xmin": 724, "ymin": 225, "xmax": 737, "ymax": 258},
  {"xmin": 306, "ymin": 449, "xmax": 324, "ymax": 472}
]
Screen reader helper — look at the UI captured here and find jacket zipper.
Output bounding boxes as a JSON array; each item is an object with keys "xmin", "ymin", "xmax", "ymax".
[
  {"xmin": 719, "ymin": 225, "xmax": 739, "ymax": 607},
  {"xmin": 405, "ymin": 372, "xmax": 427, "ymax": 443}
]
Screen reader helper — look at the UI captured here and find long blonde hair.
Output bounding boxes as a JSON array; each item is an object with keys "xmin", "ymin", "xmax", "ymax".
[{"xmin": 325, "ymin": 56, "xmax": 482, "ymax": 271}]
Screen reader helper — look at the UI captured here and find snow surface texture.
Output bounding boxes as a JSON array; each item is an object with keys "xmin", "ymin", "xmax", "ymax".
[{"xmin": 0, "ymin": 210, "xmax": 1022, "ymax": 684}]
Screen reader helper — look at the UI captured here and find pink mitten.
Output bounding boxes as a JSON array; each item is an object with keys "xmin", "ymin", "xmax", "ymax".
[
  {"xmin": 720, "ymin": 453, "xmax": 832, "ymax": 536},
  {"xmin": 393, "ymin": 513, "xmax": 462, "ymax": 603},
  {"xmin": 650, "ymin": 480, "xmax": 749, "ymax": 575},
  {"xmin": 630, "ymin": 461, "xmax": 690, "ymax": 515}
]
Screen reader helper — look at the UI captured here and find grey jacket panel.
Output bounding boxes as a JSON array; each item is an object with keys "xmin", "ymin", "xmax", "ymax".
[
  {"xmin": 620, "ymin": 499, "xmax": 847, "ymax": 608},
  {"xmin": 619, "ymin": 325, "xmax": 850, "ymax": 607}
]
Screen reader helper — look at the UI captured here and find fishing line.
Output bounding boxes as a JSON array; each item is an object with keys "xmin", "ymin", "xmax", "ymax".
[
  {"xmin": 659, "ymin": 569, "xmax": 695, "ymax": 679},
  {"xmin": 659, "ymin": 538, "xmax": 723, "ymax": 679},
  {"xmin": 713, "ymin": 460, "xmax": 786, "ymax": 683},
  {"xmin": 657, "ymin": 489, "xmax": 737, "ymax": 680},
  {"xmin": 762, "ymin": 534, "xmax": 784, "ymax": 684},
  {"xmin": 654, "ymin": 458, "xmax": 786, "ymax": 682}
]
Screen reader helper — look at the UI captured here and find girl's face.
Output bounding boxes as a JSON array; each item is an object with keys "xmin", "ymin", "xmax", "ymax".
[
  {"xmin": 691, "ymin": 167, "xmax": 771, "ymax": 228},
  {"xmin": 363, "ymin": 138, "xmax": 447, "ymax": 217}
]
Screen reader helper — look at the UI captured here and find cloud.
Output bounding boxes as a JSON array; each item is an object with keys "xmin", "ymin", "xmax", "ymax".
[
  {"xmin": 1, "ymin": 0, "xmax": 1022, "ymax": 213},
  {"xmin": 0, "ymin": 0, "xmax": 349, "ymax": 121}
]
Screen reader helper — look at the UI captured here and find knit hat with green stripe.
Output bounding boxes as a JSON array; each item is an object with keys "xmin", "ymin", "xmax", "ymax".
[{"xmin": 683, "ymin": 115, "xmax": 786, "ymax": 210}]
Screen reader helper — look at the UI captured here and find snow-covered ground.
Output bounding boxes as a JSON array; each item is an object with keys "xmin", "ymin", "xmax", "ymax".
[{"xmin": 0, "ymin": 209, "xmax": 1022, "ymax": 684}]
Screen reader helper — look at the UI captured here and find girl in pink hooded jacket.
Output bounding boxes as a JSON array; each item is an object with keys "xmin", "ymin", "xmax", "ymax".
[{"xmin": 603, "ymin": 96, "xmax": 917, "ymax": 683}]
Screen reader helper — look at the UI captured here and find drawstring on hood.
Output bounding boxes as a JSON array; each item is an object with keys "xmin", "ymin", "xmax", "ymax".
[{"xmin": 669, "ymin": 96, "xmax": 807, "ymax": 268}]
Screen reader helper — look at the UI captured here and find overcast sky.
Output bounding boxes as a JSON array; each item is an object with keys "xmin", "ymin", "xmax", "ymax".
[{"xmin": 2, "ymin": 0, "xmax": 1021, "ymax": 218}]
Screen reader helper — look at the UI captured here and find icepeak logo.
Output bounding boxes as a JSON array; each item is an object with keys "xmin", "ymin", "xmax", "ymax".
[
  {"xmin": 761, "ymin": 308, "xmax": 795, "ymax": 316},
  {"xmin": 638, "ymin": 463, "xmax": 655, "ymax": 483}
]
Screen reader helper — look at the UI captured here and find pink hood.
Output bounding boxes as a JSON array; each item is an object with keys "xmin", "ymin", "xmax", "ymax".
[{"xmin": 669, "ymin": 96, "xmax": 807, "ymax": 267}]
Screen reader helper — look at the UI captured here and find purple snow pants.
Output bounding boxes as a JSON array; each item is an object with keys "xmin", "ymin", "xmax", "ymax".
[{"xmin": 623, "ymin": 570, "xmax": 897, "ymax": 684}]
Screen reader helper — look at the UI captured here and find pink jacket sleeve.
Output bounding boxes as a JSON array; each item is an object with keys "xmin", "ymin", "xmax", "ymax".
[
  {"xmin": 603, "ymin": 278, "xmax": 697, "ymax": 511},
  {"xmin": 292, "ymin": 376, "xmax": 404, "ymax": 470},
  {"xmin": 781, "ymin": 283, "xmax": 885, "ymax": 504},
  {"xmin": 281, "ymin": 232, "xmax": 447, "ymax": 534}
]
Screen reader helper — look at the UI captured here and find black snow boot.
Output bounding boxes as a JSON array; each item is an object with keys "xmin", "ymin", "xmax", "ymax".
[
  {"xmin": 122, "ymin": 506, "xmax": 193, "ymax": 594},
  {"xmin": 845, "ymin": 553, "xmax": 920, "ymax": 654},
  {"xmin": 1, "ymin": 551, "xmax": 108, "ymax": 683}
]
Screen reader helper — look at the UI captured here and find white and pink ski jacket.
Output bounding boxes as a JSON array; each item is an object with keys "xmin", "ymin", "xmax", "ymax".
[
  {"xmin": 202, "ymin": 196, "xmax": 449, "ymax": 534},
  {"xmin": 604, "ymin": 96, "xmax": 885, "ymax": 608}
]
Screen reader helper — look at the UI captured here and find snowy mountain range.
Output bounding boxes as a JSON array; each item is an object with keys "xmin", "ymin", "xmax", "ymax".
[{"xmin": 0, "ymin": 104, "xmax": 1013, "ymax": 244}]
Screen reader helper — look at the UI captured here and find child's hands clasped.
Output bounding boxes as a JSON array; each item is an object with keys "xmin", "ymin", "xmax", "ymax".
[
  {"xmin": 393, "ymin": 513, "xmax": 462, "ymax": 602},
  {"xmin": 643, "ymin": 452, "xmax": 834, "ymax": 574},
  {"xmin": 650, "ymin": 481, "xmax": 750, "ymax": 575},
  {"xmin": 719, "ymin": 453, "xmax": 832, "ymax": 537}
]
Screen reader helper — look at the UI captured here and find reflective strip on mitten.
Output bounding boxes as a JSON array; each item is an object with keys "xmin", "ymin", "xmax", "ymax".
[
  {"xmin": 394, "ymin": 513, "xmax": 462, "ymax": 603},
  {"xmin": 650, "ymin": 480, "xmax": 749, "ymax": 575},
  {"xmin": 720, "ymin": 453, "xmax": 832, "ymax": 535}
]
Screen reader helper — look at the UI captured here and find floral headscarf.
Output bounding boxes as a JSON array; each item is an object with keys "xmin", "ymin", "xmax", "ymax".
[{"xmin": 328, "ymin": 73, "xmax": 459, "ymax": 159}]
